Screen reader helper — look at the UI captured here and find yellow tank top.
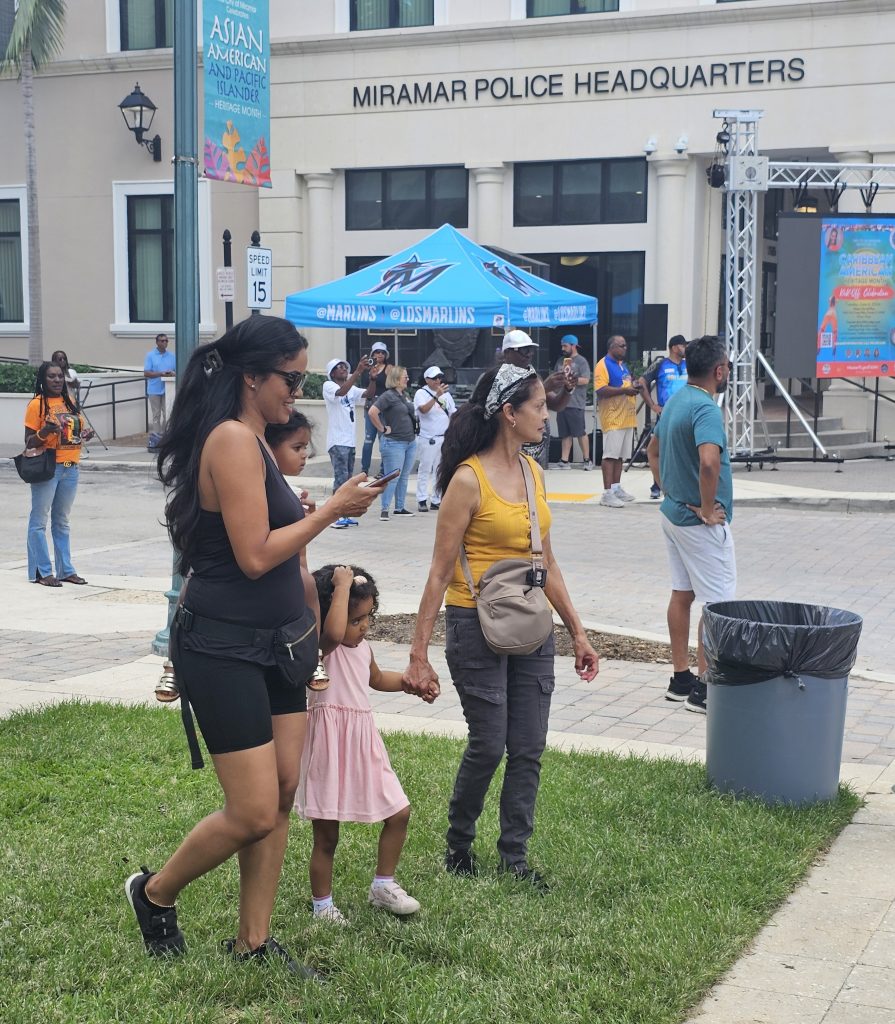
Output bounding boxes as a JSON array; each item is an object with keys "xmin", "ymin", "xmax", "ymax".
[{"xmin": 445, "ymin": 453, "xmax": 552, "ymax": 609}]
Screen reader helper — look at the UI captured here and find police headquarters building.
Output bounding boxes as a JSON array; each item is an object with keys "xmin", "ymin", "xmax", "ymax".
[{"xmin": 1, "ymin": 0, "xmax": 892, "ymax": 406}]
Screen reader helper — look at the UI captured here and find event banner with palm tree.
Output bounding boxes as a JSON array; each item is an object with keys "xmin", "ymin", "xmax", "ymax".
[
  {"xmin": 203, "ymin": 0, "xmax": 271, "ymax": 188},
  {"xmin": 816, "ymin": 218, "xmax": 895, "ymax": 379}
]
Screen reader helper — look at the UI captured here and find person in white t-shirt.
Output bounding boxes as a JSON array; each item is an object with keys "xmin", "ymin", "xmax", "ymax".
[
  {"xmin": 322, "ymin": 357, "xmax": 375, "ymax": 529},
  {"xmin": 413, "ymin": 366, "xmax": 457, "ymax": 512}
]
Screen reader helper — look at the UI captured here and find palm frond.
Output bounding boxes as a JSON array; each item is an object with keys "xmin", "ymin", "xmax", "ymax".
[{"xmin": 3, "ymin": 0, "xmax": 67, "ymax": 72}]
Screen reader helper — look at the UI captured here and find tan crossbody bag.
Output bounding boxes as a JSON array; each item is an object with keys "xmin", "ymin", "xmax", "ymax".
[{"xmin": 458, "ymin": 454, "xmax": 554, "ymax": 656}]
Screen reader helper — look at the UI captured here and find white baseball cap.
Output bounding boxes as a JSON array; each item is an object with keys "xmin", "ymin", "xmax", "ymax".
[
  {"xmin": 424, "ymin": 366, "xmax": 444, "ymax": 379},
  {"xmin": 325, "ymin": 358, "xmax": 348, "ymax": 377},
  {"xmin": 370, "ymin": 341, "xmax": 389, "ymax": 353},
  {"xmin": 501, "ymin": 329, "xmax": 538, "ymax": 351}
]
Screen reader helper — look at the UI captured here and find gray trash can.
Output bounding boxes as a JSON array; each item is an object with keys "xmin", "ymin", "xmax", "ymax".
[{"xmin": 703, "ymin": 601, "xmax": 863, "ymax": 805}]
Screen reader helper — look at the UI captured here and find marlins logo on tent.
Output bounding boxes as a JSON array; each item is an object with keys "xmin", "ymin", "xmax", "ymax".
[{"xmin": 361, "ymin": 255, "xmax": 457, "ymax": 296}]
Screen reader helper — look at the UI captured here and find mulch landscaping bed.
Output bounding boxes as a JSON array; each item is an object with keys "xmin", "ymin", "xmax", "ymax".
[{"xmin": 369, "ymin": 612, "xmax": 690, "ymax": 663}]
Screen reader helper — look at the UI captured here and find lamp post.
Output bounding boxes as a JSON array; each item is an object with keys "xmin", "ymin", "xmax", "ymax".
[
  {"xmin": 152, "ymin": 1, "xmax": 199, "ymax": 657},
  {"xmin": 118, "ymin": 83, "xmax": 162, "ymax": 162}
]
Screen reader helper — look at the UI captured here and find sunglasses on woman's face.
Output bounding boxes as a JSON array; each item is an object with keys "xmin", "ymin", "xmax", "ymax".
[{"xmin": 270, "ymin": 370, "xmax": 306, "ymax": 395}]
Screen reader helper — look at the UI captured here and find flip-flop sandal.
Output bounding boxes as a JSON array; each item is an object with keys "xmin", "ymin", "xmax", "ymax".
[
  {"xmin": 60, "ymin": 575, "xmax": 89, "ymax": 585},
  {"xmin": 34, "ymin": 573, "xmax": 63, "ymax": 588}
]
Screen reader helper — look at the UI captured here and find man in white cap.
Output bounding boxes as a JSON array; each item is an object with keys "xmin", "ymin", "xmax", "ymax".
[
  {"xmin": 501, "ymin": 329, "xmax": 575, "ymax": 468},
  {"xmin": 360, "ymin": 341, "xmax": 392, "ymax": 475},
  {"xmin": 413, "ymin": 366, "xmax": 457, "ymax": 512},
  {"xmin": 323, "ymin": 356, "xmax": 376, "ymax": 529}
]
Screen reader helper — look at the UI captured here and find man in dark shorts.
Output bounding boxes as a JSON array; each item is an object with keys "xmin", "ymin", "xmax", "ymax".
[
  {"xmin": 641, "ymin": 335, "xmax": 688, "ymax": 498},
  {"xmin": 553, "ymin": 334, "xmax": 592, "ymax": 470}
]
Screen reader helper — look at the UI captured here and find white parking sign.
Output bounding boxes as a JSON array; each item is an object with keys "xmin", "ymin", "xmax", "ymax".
[{"xmin": 246, "ymin": 246, "xmax": 272, "ymax": 309}]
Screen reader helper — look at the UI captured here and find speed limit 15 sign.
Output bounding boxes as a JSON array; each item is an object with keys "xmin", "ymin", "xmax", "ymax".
[{"xmin": 247, "ymin": 246, "xmax": 272, "ymax": 309}]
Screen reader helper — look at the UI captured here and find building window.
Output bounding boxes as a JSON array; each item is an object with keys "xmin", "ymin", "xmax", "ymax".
[
  {"xmin": 527, "ymin": 0, "xmax": 618, "ymax": 16},
  {"xmin": 350, "ymin": 0, "xmax": 434, "ymax": 31},
  {"xmin": 346, "ymin": 166, "xmax": 468, "ymax": 230},
  {"xmin": 0, "ymin": 197, "xmax": 25, "ymax": 324},
  {"xmin": 120, "ymin": 0, "xmax": 172, "ymax": 51},
  {"xmin": 126, "ymin": 195, "xmax": 174, "ymax": 323},
  {"xmin": 514, "ymin": 159, "xmax": 646, "ymax": 226}
]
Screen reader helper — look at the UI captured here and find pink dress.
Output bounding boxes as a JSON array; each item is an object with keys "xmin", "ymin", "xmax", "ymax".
[{"xmin": 295, "ymin": 639, "xmax": 409, "ymax": 822}]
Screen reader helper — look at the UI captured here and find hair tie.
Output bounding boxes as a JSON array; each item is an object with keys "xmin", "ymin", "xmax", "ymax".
[
  {"xmin": 353, "ymin": 574, "xmax": 368, "ymax": 585},
  {"xmin": 203, "ymin": 351, "xmax": 223, "ymax": 377}
]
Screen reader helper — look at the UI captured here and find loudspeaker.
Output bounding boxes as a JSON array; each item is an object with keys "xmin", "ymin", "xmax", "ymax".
[{"xmin": 638, "ymin": 304, "xmax": 668, "ymax": 349}]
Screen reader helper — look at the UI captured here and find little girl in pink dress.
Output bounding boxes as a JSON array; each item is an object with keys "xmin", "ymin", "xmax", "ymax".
[{"xmin": 295, "ymin": 563, "xmax": 426, "ymax": 924}]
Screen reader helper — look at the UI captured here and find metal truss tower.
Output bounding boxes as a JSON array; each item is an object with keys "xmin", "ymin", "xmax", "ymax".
[{"xmin": 715, "ymin": 110, "xmax": 895, "ymax": 457}]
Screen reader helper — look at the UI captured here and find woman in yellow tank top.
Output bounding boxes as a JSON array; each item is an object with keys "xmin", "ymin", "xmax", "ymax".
[{"xmin": 404, "ymin": 363, "xmax": 599, "ymax": 888}]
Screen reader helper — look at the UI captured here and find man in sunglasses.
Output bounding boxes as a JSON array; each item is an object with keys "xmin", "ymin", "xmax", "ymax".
[{"xmin": 322, "ymin": 357, "xmax": 376, "ymax": 529}]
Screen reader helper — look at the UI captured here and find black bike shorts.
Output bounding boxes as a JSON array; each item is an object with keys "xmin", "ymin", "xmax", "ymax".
[{"xmin": 175, "ymin": 647, "xmax": 307, "ymax": 757}]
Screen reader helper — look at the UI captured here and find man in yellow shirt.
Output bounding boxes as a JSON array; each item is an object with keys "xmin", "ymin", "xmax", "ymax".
[{"xmin": 594, "ymin": 335, "xmax": 640, "ymax": 507}]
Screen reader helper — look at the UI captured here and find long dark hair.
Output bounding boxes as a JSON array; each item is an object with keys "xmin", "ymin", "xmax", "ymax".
[
  {"xmin": 157, "ymin": 315, "xmax": 308, "ymax": 573},
  {"xmin": 34, "ymin": 361, "xmax": 78, "ymax": 420},
  {"xmin": 436, "ymin": 367, "xmax": 539, "ymax": 496}
]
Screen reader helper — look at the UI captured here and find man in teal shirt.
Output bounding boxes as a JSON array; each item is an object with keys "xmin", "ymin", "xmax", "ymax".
[{"xmin": 647, "ymin": 336, "xmax": 734, "ymax": 714}]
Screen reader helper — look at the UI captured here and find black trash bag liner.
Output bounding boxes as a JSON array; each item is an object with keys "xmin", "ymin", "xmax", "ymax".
[{"xmin": 703, "ymin": 601, "xmax": 863, "ymax": 687}]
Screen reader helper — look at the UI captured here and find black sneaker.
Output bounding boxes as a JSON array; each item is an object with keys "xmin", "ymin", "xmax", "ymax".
[
  {"xmin": 429, "ymin": 503, "xmax": 440, "ymax": 511},
  {"xmin": 222, "ymin": 936, "xmax": 321, "ymax": 980},
  {"xmin": 666, "ymin": 672, "xmax": 698, "ymax": 702},
  {"xmin": 380, "ymin": 510, "xmax": 389, "ymax": 522},
  {"xmin": 499, "ymin": 862, "xmax": 550, "ymax": 893},
  {"xmin": 393, "ymin": 508, "xmax": 415, "ymax": 517},
  {"xmin": 417, "ymin": 501, "xmax": 429, "ymax": 512},
  {"xmin": 445, "ymin": 847, "xmax": 478, "ymax": 876},
  {"xmin": 650, "ymin": 484, "xmax": 662, "ymax": 500},
  {"xmin": 124, "ymin": 867, "xmax": 186, "ymax": 956},
  {"xmin": 685, "ymin": 681, "xmax": 707, "ymax": 714}
]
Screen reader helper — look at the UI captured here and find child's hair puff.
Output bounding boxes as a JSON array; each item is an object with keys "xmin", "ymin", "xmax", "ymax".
[{"xmin": 313, "ymin": 564, "xmax": 379, "ymax": 628}]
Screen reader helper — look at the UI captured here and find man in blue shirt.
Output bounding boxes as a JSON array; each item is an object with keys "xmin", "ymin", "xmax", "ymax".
[
  {"xmin": 647, "ymin": 336, "xmax": 734, "ymax": 714},
  {"xmin": 641, "ymin": 334, "xmax": 688, "ymax": 498},
  {"xmin": 144, "ymin": 334, "xmax": 176, "ymax": 437}
]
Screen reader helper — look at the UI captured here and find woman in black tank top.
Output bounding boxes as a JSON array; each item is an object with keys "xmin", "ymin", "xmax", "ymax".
[{"xmin": 124, "ymin": 316, "xmax": 379, "ymax": 971}]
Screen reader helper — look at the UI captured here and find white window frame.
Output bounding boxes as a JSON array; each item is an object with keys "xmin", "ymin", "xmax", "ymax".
[
  {"xmin": 105, "ymin": 0, "xmax": 200, "ymax": 53},
  {"xmin": 0, "ymin": 185, "xmax": 29, "ymax": 335},
  {"xmin": 111, "ymin": 179, "xmax": 215, "ymax": 336}
]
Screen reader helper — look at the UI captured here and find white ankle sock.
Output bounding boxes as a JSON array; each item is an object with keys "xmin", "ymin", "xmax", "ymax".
[
  {"xmin": 371, "ymin": 875, "xmax": 394, "ymax": 890},
  {"xmin": 611, "ymin": 483, "xmax": 621, "ymax": 492},
  {"xmin": 312, "ymin": 894, "xmax": 334, "ymax": 914}
]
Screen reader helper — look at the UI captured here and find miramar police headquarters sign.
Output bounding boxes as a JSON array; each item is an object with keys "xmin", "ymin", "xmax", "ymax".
[{"xmin": 352, "ymin": 56, "xmax": 805, "ymax": 108}]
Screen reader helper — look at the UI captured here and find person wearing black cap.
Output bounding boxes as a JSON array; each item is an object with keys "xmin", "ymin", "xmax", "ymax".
[
  {"xmin": 640, "ymin": 335, "xmax": 688, "ymax": 499},
  {"xmin": 553, "ymin": 335, "xmax": 592, "ymax": 470}
]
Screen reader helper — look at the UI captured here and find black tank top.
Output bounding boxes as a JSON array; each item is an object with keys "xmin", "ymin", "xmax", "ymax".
[{"xmin": 186, "ymin": 440, "xmax": 305, "ymax": 630}]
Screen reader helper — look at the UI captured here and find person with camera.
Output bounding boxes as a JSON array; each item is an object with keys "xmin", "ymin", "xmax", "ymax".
[
  {"xmin": 413, "ymin": 366, "xmax": 457, "ymax": 512},
  {"xmin": 322, "ymin": 357, "xmax": 376, "ymax": 529},
  {"xmin": 24, "ymin": 361, "xmax": 95, "ymax": 587},
  {"xmin": 360, "ymin": 342, "xmax": 392, "ymax": 475},
  {"xmin": 403, "ymin": 364, "xmax": 599, "ymax": 889}
]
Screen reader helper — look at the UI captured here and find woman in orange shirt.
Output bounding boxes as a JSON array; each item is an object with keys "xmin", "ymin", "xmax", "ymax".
[
  {"xmin": 24, "ymin": 362, "xmax": 94, "ymax": 587},
  {"xmin": 404, "ymin": 364, "xmax": 599, "ymax": 889}
]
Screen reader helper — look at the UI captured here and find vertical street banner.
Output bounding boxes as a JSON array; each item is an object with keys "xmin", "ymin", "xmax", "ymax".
[
  {"xmin": 203, "ymin": 0, "xmax": 271, "ymax": 188},
  {"xmin": 817, "ymin": 217, "xmax": 895, "ymax": 378}
]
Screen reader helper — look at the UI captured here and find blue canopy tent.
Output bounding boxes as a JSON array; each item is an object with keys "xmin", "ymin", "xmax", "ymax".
[{"xmin": 283, "ymin": 225, "xmax": 597, "ymax": 364}]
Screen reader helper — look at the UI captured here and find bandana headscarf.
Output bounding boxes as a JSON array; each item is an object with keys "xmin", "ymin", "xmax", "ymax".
[{"xmin": 483, "ymin": 364, "xmax": 538, "ymax": 420}]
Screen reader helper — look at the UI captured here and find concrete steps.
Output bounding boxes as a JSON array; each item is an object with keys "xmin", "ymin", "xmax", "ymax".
[{"xmin": 754, "ymin": 416, "xmax": 888, "ymax": 460}]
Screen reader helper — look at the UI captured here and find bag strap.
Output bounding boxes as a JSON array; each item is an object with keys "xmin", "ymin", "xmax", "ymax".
[{"xmin": 458, "ymin": 454, "xmax": 544, "ymax": 601}]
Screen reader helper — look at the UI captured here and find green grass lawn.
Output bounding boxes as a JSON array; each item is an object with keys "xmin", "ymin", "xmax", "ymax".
[{"xmin": 0, "ymin": 703, "xmax": 859, "ymax": 1024}]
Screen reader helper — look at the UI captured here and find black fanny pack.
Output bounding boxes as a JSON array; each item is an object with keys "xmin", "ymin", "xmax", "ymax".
[{"xmin": 172, "ymin": 604, "xmax": 318, "ymax": 768}]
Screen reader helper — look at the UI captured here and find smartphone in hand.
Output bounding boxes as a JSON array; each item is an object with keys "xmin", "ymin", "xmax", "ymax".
[{"xmin": 360, "ymin": 468, "xmax": 401, "ymax": 488}]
